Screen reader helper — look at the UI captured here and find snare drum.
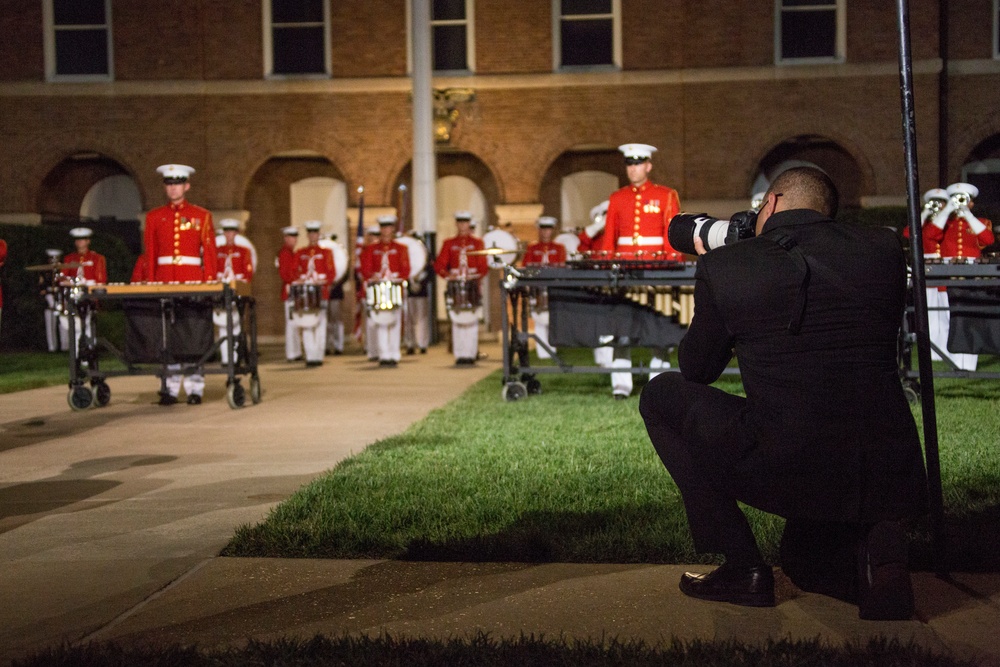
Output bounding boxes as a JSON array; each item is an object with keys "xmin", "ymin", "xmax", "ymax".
[
  {"xmin": 365, "ymin": 279, "xmax": 406, "ymax": 312},
  {"xmin": 290, "ymin": 284, "xmax": 323, "ymax": 314},
  {"xmin": 446, "ymin": 279, "xmax": 481, "ymax": 311}
]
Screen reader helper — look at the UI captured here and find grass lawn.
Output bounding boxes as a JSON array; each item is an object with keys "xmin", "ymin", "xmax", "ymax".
[
  {"xmin": 225, "ymin": 352, "xmax": 1000, "ymax": 571},
  {"xmin": 0, "ymin": 352, "xmax": 76, "ymax": 394}
]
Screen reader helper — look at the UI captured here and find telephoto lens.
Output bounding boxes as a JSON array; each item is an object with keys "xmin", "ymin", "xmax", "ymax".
[{"xmin": 667, "ymin": 210, "xmax": 757, "ymax": 255}]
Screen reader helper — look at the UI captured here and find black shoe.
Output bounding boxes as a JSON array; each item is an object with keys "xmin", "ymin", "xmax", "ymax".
[
  {"xmin": 306, "ymin": 360, "xmax": 323, "ymax": 367},
  {"xmin": 186, "ymin": 394, "xmax": 202, "ymax": 405},
  {"xmin": 613, "ymin": 392, "xmax": 629, "ymax": 400},
  {"xmin": 288, "ymin": 356, "xmax": 303, "ymax": 362},
  {"xmin": 420, "ymin": 348, "xmax": 427, "ymax": 354},
  {"xmin": 368, "ymin": 356, "xmax": 378, "ymax": 362},
  {"xmin": 679, "ymin": 562, "xmax": 775, "ymax": 607},
  {"xmin": 158, "ymin": 394, "xmax": 178, "ymax": 406},
  {"xmin": 379, "ymin": 359, "xmax": 398, "ymax": 367},
  {"xmin": 857, "ymin": 521, "xmax": 914, "ymax": 620},
  {"xmin": 333, "ymin": 349, "xmax": 342, "ymax": 355},
  {"xmin": 406, "ymin": 347, "xmax": 415, "ymax": 355}
]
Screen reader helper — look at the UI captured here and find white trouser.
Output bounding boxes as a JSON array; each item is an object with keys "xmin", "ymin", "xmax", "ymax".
[
  {"xmin": 371, "ymin": 310, "xmax": 402, "ymax": 362},
  {"xmin": 449, "ymin": 310, "xmax": 480, "ymax": 360},
  {"xmin": 284, "ymin": 300, "xmax": 302, "ymax": 361},
  {"xmin": 45, "ymin": 300, "xmax": 60, "ymax": 351},
  {"xmin": 165, "ymin": 364, "xmax": 204, "ymax": 397},
  {"xmin": 532, "ymin": 309, "xmax": 553, "ymax": 359},
  {"xmin": 404, "ymin": 296, "xmax": 431, "ymax": 350},
  {"xmin": 593, "ymin": 346, "xmax": 613, "ymax": 367},
  {"xmin": 326, "ymin": 298, "xmax": 344, "ymax": 353},
  {"xmin": 927, "ymin": 288, "xmax": 978, "ymax": 371},
  {"xmin": 298, "ymin": 307, "xmax": 328, "ymax": 363},
  {"xmin": 365, "ymin": 312, "xmax": 378, "ymax": 358},
  {"xmin": 611, "ymin": 347, "xmax": 671, "ymax": 396},
  {"xmin": 216, "ymin": 319, "xmax": 242, "ymax": 364},
  {"xmin": 58, "ymin": 311, "xmax": 92, "ymax": 355}
]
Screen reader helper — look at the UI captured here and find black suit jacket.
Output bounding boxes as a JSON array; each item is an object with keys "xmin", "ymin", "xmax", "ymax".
[{"xmin": 680, "ymin": 209, "xmax": 927, "ymax": 522}]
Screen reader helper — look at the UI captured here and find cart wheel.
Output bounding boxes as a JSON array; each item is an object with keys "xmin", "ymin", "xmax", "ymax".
[
  {"xmin": 68, "ymin": 385, "xmax": 94, "ymax": 411},
  {"xmin": 502, "ymin": 381, "xmax": 528, "ymax": 402},
  {"xmin": 226, "ymin": 381, "xmax": 247, "ymax": 409},
  {"xmin": 526, "ymin": 378, "xmax": 542, "ymax": 395},
  {"xmin": 902, "ymin": 381, "xmax": 920, "ymax": 406},
  {"xmin": 249, "ymin": 375, "xmax": 262, "ymax": 404},
  {"xmin": 92, "ymin": 381, "xmax": 111, "ymax": 407}
]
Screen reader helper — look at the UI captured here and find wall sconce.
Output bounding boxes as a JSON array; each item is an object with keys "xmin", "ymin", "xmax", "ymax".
[{"xmin": 433, "ymin": 87, "xmax": 476, "ymax": 145}]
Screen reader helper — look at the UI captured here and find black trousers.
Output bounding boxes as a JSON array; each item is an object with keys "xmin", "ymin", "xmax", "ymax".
[{"xmin": 640, "ymin": 372, "xmax": 864, "ymax": 590}]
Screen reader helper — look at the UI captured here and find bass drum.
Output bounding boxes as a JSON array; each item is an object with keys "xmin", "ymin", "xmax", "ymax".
[
  {"xmin": 394, "ymin": 235, "xmax": 428, "ymax": 281},
  {"xmin": 554, "ymin": 232, "xmax": 581, "ymax": 260},
  {"xmin": 318, "ymin": 239, "xmax": 349, "ymax": 284},
  {"xmin": 480, "ymin": 228, "xmax": 519, "ymax": 268}
]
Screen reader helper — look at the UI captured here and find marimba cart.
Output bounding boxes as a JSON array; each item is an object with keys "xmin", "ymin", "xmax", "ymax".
[
  {"xmin": 900, "ymin": 258, "xmax": 1000, "ymax": 402},
  {"xmin": 499, "ymin": 259, "xmax": 706, "ymax": 401},
  {"xmin": 64, "ymin": 281, "xmax": 261, "ymax": 411}
]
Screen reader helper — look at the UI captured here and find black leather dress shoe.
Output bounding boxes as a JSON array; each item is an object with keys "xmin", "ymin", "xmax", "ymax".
[
  {"xmin": 186, "ymin": 394, "xmax": 202, "ymax": 405},
  {"xmin": 679, "ymin": 562, "xmax": 775, "ymax": 607},
  {"xmin": 857, "ymin": 521, "xmax": 914, "ymax": 620},
  {"xmin": 158, "ymin": 394, "xmax": 178, "ymax": 406}
]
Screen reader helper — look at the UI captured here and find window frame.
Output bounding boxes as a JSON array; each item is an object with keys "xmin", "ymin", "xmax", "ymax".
[
  {"xmin": 262, "ymin": 0, "xmax": 332, "ymax": 79},
  {"xmin": 406, "ymin": 0, "xmax": 476, "ymax": 74},
  {"xmin": 43, "ymin": 0, "xmax": 114, "ymax": 82},
  {"xmin": 552, "ymin": 0, "xmax": 622, "ymax": 72},
  {"xmin": 774, "ymin": 0, "xmax": 845, "ymax": 66}
]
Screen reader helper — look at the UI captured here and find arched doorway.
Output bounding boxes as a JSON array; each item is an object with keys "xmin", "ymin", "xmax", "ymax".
[
  {"xmin": 752, "ymin": 135, "xmax": 864, "ymax": 209},
  {"xmin": 539, "ymin": 148, "xmax": 622, "ymax": 229},
  {"xmin": 244, "ymin": 155, "xmax": 347, "ymax": 339}
]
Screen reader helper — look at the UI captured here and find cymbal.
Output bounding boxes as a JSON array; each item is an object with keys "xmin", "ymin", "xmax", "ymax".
[
  {"xmin": 466, "ymin": 247, "xmax": 520, "ymax": 256},
  {"xmin": 25, "ymin": 262, "xmax": 81, "ymax": 271}
]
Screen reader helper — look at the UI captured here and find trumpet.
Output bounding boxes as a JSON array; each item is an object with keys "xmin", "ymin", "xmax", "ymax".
[{"xmin": 950, "ymin": 192, "xmax": 972, "ymax": 208}]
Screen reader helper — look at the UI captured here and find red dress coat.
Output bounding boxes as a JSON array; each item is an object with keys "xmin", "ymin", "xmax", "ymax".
[
  {"xmin": 522, "ymin": 241, "xmax": 567, "ymax": 266},
  {"xmin": 144, "ymin": 200, "xmax": 217, "ymax": 282},
  {"xmin": 360, "ymin": 241, "xmax": 411, "ymax": 282},
  {"xmin": 434, "ymin": 234, "xmax": 487, "ymax": 280},
  {"xmin": 61, "ymin": 250, "xmax": 107, "ymax": 284},
  {"xmin": 294, "ymin": 245, "xmax": 336, "ymax": 299},
  {"xmin": 599, "ymin": 181, "xmax": 681, "ymax": 259},
  {"xmin": 216, "ymin": 244, "xmax": 254, "ymax": 281}
]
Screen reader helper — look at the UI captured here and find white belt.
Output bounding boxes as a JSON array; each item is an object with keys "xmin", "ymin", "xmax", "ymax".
[
  {"xmin": 617, "ymin": 236, "xmax": 664, "ymax": 246},
  {"xmin": 157, "ymin": 255, "xmax": 202, "ymax": 266}
]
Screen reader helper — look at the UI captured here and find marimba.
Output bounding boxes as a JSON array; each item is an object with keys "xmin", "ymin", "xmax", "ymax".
[{"xmin": 63, "ymin": 280, "xmax": 260, "ymax": 411}]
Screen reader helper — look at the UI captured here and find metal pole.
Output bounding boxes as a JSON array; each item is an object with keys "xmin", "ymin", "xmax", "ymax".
[
  {"xmin": 411, "ymin": 0, "xmax": 438, "ymax": 342},
  {"xmin": 938, "ymin": 0, "xmax": 949, "ymax": 184},
  {"xmin": 896, "ymin": 0, "xmax": 946, "ymax": 574}
]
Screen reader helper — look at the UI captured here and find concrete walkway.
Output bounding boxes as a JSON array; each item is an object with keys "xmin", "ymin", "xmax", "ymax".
[{"xmin": 1, "ymin": 342, "xmax": 998, "ymax": 665}]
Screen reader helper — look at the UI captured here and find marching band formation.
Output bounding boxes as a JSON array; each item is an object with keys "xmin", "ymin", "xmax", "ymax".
[{"xmin": 8, "ymin": 144, "xmax": 997, "ymax": 406}]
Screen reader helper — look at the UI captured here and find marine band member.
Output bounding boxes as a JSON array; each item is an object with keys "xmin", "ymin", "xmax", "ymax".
[
  {"xmin": 522, "ymin": 215, "xmax": 566, "ymax": 359},
  {"xmin": 434, "ymin": 211, "xmax": 488, "ymax": 365},
  {"xmin": 359, "ymin": 215, "xmax": 411, "ymax": 366}
]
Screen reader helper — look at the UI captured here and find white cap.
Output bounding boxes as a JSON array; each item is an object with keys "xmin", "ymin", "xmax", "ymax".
[
  {"xmin": 618, "ymin": 143, "xmax": 657, "ymax": 161},
  {"xmin": 947, "ymin": 182, "xmax": 979, "ymax": 199},
  {"xmin": 590, "ymin": 200, "xmax": 609, "ymax": 221},
  {"xmin": 454, "ymin": 210, "xmax": 473, "ymax": 221},
  {"xmin": 923, "ymin": 188, "xmax": 949, "ymax": 203},
  {"xmin": 377, "ymin": 214, "xmax": 398, "ymax": 226},
  {"xmin": 219, "ymin": 218, "xmax": 240, "ymax": 231},
  {"xmin": 46, "ymin": 248, "xmax": 62, "ymax": 259},
  {"xmin": 156, "ymin": 164, "xmax": 195, "ymax": 182},
  {"xmin": 365, "ymin": 223, "xmax": 380, "ymax": 234},
  {"xmin": 69, "ymin": 227, "xmax": 92, "ymax": 239},
  {"xmin": 304, "ymin": 220, "xmax": 323, "ymax": 232},
  {"xmin": 537, "ymin": 216, "xmax": 557, "ymax": 228},
  {"xmin": 281, "ymin": 226, "xmax": 299, "ymax": 236}
]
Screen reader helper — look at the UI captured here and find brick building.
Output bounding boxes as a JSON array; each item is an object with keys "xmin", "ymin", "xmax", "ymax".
[{"xmin": 1, "ymin": 0, "xmax": 999, "ymax": 338}]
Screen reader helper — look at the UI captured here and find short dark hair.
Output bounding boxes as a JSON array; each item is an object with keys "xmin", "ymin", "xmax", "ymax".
[{"xmin": 767, "ymin": 166, "xmax": 839, "ymax": 218}]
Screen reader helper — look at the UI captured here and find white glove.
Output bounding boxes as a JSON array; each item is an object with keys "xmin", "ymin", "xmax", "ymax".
[
  {"xmin": 931, "ymin": 201, "xmax": 955, "ymax": 230},
  {"xmin": 955, "ymin": 207, "xmax": 987, "ymax": 235},
  {"xmin": 921, "ymin": 201, "xmax": 941, "ymax": 224},
  {"xmin": 584, "ymin": 215, "xmax": 606, "ymax": 239}
]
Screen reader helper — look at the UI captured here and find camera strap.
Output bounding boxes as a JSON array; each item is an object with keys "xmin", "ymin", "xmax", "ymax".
[{"xmin": 768, "ymin": 232, "xmax": 809, "ymax": 334}]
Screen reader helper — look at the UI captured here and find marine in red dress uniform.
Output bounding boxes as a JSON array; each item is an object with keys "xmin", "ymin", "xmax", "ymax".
[
  {"xmin": 360, "ymin": 216, "xmax": 411, "ymax": 365},
  {"xmin": 277, "ymin": 226, "xmax": 302, "ymax": 361},
  {"xmin": 601, "ymin": 143, "xmax": 680, "ymax": 398},
  {"xmin": 578, "ymin": 201, "xmax": 609, "ymax": 254},
  {"xmin": 0, "ymin": 238, "xmax": 8, "ymax": 333},
  {"xmin": 61, "ymin": 228, "xmax": 108, "ymax": 285},
  {"xmin": 522, "ymin": 216, "xmax": 566, "ymax": 360},
  {"xmin": 599, "ymin": 146, "xmax": 681, "ymax": 260},
  {"xmin": 291, "ymin": 222, "xmax": 337, "ymax": 366},
  {"xmin": 434, "ymin": 211, "xmax": 487, "ymax": 364},
  {"xmin": 215, "ymin": 220, "xmax": 254, "ymax": 282}
]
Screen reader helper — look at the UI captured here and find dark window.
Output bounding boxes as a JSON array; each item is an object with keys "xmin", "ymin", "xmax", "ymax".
[
  {"xmin": 780, "ymin": 1, "xmax": 839, "ymax": 61},
  {"xmin": 270, "ymin": 0, "xmax": 327, "ymax": 75},
  {"xmin": 51, "ymin": 0, "xmax": 109, "ymax": 77},
  {"xmin": 559, "ymin": 0, "xmax": 615, "ymax": 68},
  {"xmin": 431, "ymin": 0, "xmax": 469, "ymax": 71}
]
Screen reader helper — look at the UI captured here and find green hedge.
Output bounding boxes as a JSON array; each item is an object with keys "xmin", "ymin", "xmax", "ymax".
[{"xmin": 0, "ymin": 223, "xmax": 136, "ymax": 351}]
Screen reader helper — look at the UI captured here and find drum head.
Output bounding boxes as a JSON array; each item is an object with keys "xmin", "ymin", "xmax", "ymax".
[
  {"xmin": 480, "ymin": 229, "xmax": 519, "ymax": 268},
  {"xmin": 554, "ymin": 232, "xmax": 581, "ymax": 258},
  {"xmin": 395, "ymin": 235, "xmax": 428, "ymax": 280},
  {"xmin": 318, "ymin": 239, "xmax": 349, "ymax": 283}
]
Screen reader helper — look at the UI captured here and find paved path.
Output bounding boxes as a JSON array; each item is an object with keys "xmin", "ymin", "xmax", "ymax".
[{"xmin": 1, "ymin": 342, "xmax": 999, "ymax": 665}]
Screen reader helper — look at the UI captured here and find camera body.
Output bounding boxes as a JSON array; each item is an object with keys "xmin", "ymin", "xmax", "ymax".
[{"xmin": 667, "ymin": 210, "xmax": 758, "ymax": 255}]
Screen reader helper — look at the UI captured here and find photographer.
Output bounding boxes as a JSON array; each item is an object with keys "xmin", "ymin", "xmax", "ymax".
[{"xmin": 639, "ymin": 167, "xmax": 927, "ymax": 619}]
